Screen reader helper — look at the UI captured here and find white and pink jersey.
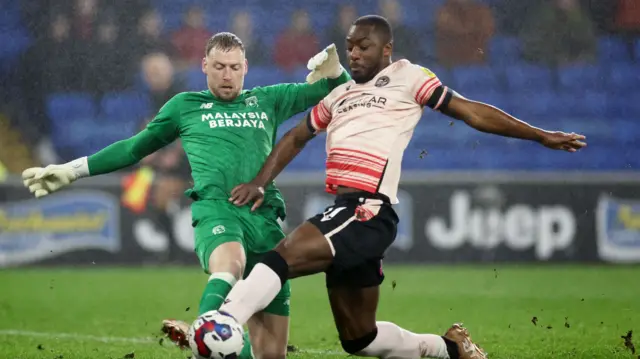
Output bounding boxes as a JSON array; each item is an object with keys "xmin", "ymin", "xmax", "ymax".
[{"xmin": 308, "ymin": 59, "xmax": 447, "ymax": 204}]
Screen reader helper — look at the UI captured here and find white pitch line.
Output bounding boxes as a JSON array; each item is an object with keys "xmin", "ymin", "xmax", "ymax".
[
  {"xmin": 0, "ymin": 329, "xmax": 344, "ymax": 356},
  {"xmin": 291, "ymin": 348, "xmax": 344, "ymax": 355},
  {"xmin": 0, "ymin": 330, "xmax": 156, "ymax": 344}
]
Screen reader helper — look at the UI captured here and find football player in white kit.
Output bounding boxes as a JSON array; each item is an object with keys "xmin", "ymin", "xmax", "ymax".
[{"xmin": 222, "ymin": 15, "xmax": 586, "ymax": 359}]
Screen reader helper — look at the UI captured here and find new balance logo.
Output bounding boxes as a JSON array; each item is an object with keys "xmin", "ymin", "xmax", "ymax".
[
  {"xmin": 212, "ymin": 225, "xmax": 226, "ymax": 235},
  {"xmin": 200, "ymin": 103, "xmax": 213, "ymax": 109},
  {"xmin": 245, "ymin": 96, "xmax": 259, "ymax": 108}
]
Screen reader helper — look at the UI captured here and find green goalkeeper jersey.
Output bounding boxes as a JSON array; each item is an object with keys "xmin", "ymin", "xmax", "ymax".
[{"xmin": 86, "ymin": 72, "xmax": 351, "ymax": 219}]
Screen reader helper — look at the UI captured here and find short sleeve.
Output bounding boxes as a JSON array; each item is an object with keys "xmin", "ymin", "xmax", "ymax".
[
  {"xmin": 410, "ymin": 65, "xmax": 447, "ymax": 109},
  {"xmin": 307, "ymin": 97, "xmax": 333, "ymax": 133},
  {"xmin": 145, "ymin": 93, "xmax": 185, "ymax": 144}
]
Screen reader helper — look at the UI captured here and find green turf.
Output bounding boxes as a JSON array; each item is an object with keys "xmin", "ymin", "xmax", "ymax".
[{"xmin": 1, "ymin": 265, "xmax": 639, "ymax": 359}]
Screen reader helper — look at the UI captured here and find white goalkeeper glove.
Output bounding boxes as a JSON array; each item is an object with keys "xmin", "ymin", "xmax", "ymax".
[
  {"xmin": 22, "ymin": 157, "xmax": 90, "ymax": 198},
  {"xmin": 306, "ymin": 43, "xmax": 346, "ymax": 84}
]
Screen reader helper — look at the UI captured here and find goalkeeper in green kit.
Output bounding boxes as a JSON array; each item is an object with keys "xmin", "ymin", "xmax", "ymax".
[{"xmin": 22, "ymin": 32, "xmax": 350, "ymax": 359}]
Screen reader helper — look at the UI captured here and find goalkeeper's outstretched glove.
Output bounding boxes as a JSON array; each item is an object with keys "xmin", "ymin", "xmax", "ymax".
[
  {"xmin": 22, "ymin": 157, "xmax": 90, "ymax": 198},
  {"xmin": 306, "ymin": 43, "xmax": 346, "ymax": 84}
]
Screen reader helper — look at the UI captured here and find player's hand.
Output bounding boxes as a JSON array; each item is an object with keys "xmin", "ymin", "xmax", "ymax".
[
  {"xmin": 306, "ymin": 43, "xmax": 345, "ymax": 84},
  {"xmin": 229, "ymin": 182, "xmax": 265, "ymax": 211},
  {"xmin": 540, "ymin": 131, "xmax": 587, "ymax": 152},
  {"xmin": 22, "ymin": 164, "xmax": 79, "ymax": 198}
]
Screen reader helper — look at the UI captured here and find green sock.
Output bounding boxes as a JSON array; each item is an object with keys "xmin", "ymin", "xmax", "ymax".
[
  {"xmin": 198, "ymin": 273, "xmax": 254, "ymax": 359},
  {"xmin": 198, "ymin": 275, "xmax": 234, "ymax": 315},
  {"xmin": 239, "ymin": 332, "xmax": 253, "ymax": 359}
]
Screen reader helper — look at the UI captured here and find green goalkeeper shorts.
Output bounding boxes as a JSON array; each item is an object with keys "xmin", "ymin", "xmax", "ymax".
[{"xmin": 191, "ymin": 199, "xmax": 291, "ymax": 317}]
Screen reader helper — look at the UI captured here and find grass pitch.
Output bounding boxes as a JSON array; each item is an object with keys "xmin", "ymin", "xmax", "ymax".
[{"xmin": 1, "ymin": 265, "xmax": 639, "ymax": 359}]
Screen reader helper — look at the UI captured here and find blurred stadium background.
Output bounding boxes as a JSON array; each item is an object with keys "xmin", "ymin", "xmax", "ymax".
[{"xmin": 1, "ymin": 0, "xmax": 640, "ymax": 358}]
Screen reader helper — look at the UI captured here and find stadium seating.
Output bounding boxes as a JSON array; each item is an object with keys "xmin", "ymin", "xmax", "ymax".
[
  {"xmin": 289, "ymin": 66, "xmax": 311, "ymax": 84},
  {"xmin": 243, "ymin": 66, "xmax": 289, "ymax": 89},
  {"xmin": 557, "ymin": 90, "xmax": 608, "ymax": 118},
  {"xmin": 100, "ymin": 91, "xmax": 152, "ymax": 123},
  {"xmin": 46, "ymin": 93, "xmax": 96, "ymax": 123},
  {"xmin": 451, "ymin": 65, "xmax": 501, "ymax": 92},
  {"xmin": 429, "ymin": 65, "xmax": 451, "ymax": 86},
  {"xmin": 607, "ymin": 64, "xmax": 640, "ymax": 92},
  {"xmin": 598, "ymin": 36, "xmax": 632, "ymax": 64},
  {"xmin": 503, "ymin": 64, "xmax": 554, "ymax": 93},
  {"xmin": 510, "ymin": 92, "xmax": 562, "ymax": 119},
  {"xmin": 489, "ymin": 36, "xmax": 521, "ymax": 66},
  {"xmin": 2, "ymin": 0, "xmax": 636, "ymax": 171},
  {"xmin": 615, "ymin": 118, "xmax": 640, "ymax": 146},
  {"xmin": 557, "ymin": 64, "xmax": 604, "ymax": 91},
  {"xmin": 46, "ymin": 93, "xmax": 99, "ymax": 159},
  {"xmin": 0, "ymin": 27, "xmax": 31, "ymax": 74},
  {"xmin": 46, "ymin": 92, "xmax": 146, "ymax": 158},
  {"xmin": 459, "ymin": 90, "xmax": 512, "ymax": 113},
  {"xmin": 183, "ymin": 67, "xmax": 207, "ymax": 91}
]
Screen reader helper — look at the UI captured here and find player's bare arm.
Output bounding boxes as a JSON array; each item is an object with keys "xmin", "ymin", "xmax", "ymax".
[
  {"xmin": 441, "ymin": 91, "xmax": 587, "ymax": 152},
  {"xmin": 229, "ymin": 115, "xmax": 315, "ymax": 210}
]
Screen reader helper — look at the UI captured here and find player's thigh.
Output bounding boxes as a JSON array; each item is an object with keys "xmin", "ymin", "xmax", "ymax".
[
  {"xmin": 273, "ymin": 221, "xmax": 335, "ymax": 278},
  {"xmin": 320, "ymin": 195, "xmax": 398, "ymax": 284},
  {"xmin": 246, "ymin": 312, "xmax": 289, "ymax": 359},
  {"xmin": 328, "ymin": 285, "xmax": 380, "ymax": 340},
  {"xmin": 274, "ymin": 196, "xmax": 391, "ymax": 279},
  {"xmin": 245, "ymin": 205, "xmax": 334, "ymax": 278},
  {"xmin": 192, "ymin": 201, "xmax": 247, "ymax": 275},
  {"xmin": 208, "ymin": 241, "xmax": 246, "ymax": 277}
]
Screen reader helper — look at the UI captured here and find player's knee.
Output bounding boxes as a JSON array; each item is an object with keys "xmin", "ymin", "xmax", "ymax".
[
  {"xmin": 340, "ymin": 329, "xmax": 378, "ymax": 355},
  {"xmin": 209, "ymin": 241, "xmax": 246, "ymax": 278},
  {"xmin": 260, "ymin": 250, "xmax": 289, "ymax": 287}
]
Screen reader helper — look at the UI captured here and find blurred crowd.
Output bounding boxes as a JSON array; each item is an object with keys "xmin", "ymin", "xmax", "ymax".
[{"xmin": 0, "ymin": 0, "xmax": 639, "ymax": 180}]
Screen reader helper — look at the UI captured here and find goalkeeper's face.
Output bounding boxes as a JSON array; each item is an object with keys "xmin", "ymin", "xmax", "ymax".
[{"xmin": 203, "ymin": 47, "xmax": 248, "ymax": 101}]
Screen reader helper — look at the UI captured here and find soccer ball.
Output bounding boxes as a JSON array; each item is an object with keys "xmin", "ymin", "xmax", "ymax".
[{"xmin": 188, "ymin": 310, "xmax": 244, "ymax": 359}]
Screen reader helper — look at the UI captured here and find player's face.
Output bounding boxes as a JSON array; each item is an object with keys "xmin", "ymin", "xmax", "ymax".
[
  {"xmin": 203, "ymin": 47, "xmax": 248, "ymax": 101},
  {"xmin": 346, "ymin": 25, "xmax": 391, "ymax": 83}
]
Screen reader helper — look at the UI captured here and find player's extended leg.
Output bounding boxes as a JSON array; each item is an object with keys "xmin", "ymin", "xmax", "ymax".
[
  {"xmin": 319, "ymin": 195, "xmax": 487, "ymax": 359},
  {"xmin": 328, "ymin": 284, "xmax": 487, "ymax": 359},
  {"xmin": 238, "ymin": 246, "xmax": 291, "ymax": 359},
  {"xmin": 162, "ymin": 242, "xmax": 250, "ymax": 350},
  {"xmin": 162, "ymin": 204, "xmax": 253, "ymax": 358},
  {"xmin": 237, "ymin": 207, "xmax": 293, "ymax": 359},
  {"xmin": 218, "ymin": 193, "xmax": 392, "ymax": 325},
  {"xmin": 218, "ymin": 220, "xmax": 334, "ymax": 325},
  {"xmin": 199, "ymin": 242, "xmax": 246, "ymax": 315}
]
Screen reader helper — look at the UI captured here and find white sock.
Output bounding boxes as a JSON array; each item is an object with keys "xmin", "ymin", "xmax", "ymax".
[
  {"xmin": 218, "ymin": 263, "xmax": 283, "ymax": 325},
  {"xmin": 359, "ymin": 321, "xmax": 450, "ymax": 359},
  {"xmin": 209, "ymin": 272, "xmax": 238, "ymax": 286}
]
